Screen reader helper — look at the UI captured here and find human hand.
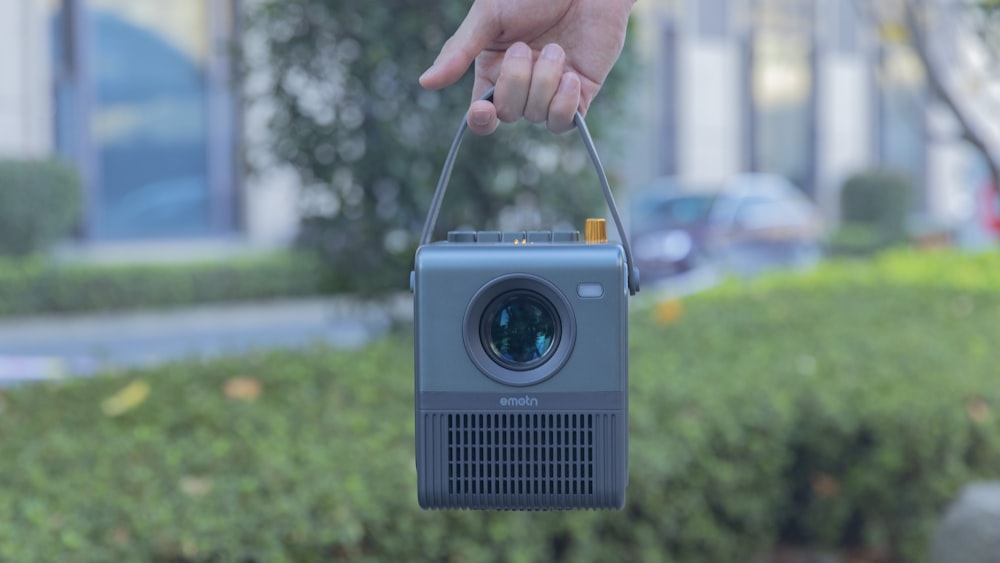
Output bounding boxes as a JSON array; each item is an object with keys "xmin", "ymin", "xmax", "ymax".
[{"xmin": 419, "ymin": 0, "xmax": 633, "ymax": 135}]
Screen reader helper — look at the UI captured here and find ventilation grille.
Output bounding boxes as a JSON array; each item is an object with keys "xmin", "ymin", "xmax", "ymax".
[
  {"xmin": 418, "ymin": 410, "xmax": 625, "ymax": 509},
  {"xmin": 447, "ymin": 412, "xmax": 594, "ymax": 498}
]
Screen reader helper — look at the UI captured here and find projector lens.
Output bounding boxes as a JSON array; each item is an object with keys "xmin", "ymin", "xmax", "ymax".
[
  {"xmin": 464, "ymin": 274, "xmax": 576, "ymax": 386},
  {"xmin": 483, "ymin": 291, "xmax": 559, "ymax": 370}
]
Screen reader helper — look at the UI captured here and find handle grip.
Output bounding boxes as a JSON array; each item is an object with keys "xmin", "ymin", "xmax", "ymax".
[{"xmin": 419, "ymin": 87, "xmax": 639, "ymax": 296}]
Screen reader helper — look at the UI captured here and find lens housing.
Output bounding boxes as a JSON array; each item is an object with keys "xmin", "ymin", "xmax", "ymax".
[
  {"xmin": 464, "ymin": 274, "xmax": 576, "ymax": 386},
  {"xmin": 481, "ymin": 290, "xmax": 559, "ymax": 371}
]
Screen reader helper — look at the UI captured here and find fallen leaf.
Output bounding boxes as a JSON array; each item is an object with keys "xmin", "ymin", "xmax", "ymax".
[
  {"xmin": 223, "ymin": 377, "xmax": 262, "ymax": 402},
  {"xmin": 101, "ymin": 380, "xmax": 150, "ymax": 417},
  {"xmin": 182, "ymin": 538, "xmax": 199, "ymax": 558},
  {"xmin": 811, "ymin": 472, "xmax": 840, "ymax": 499},
  {"xmin": 47, "ymin": 513, "xmax": 64, "ymax": 531},
  {"xmin": 180, "ymin": 475, "xmax": 214, "ymax": 497},
  {"xmin": 845, "ymin": 546, "xmax": 890, "ymax": 563},
  {"xmin": 654, "ymin": 299, "xmax": 684, "ymax": 326},
  {"xmin": 966, "ymin": 397, "xmax": 991, "ymax": 424},
  {"xmin": 795, "ymin": 354, "xmax": 818, "ymax": 376}
]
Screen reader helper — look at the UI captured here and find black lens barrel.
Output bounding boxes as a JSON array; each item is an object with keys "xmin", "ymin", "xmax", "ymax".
[{"xmin": 481, "ymin": 290, "xmax": 560, "ymax": 371}]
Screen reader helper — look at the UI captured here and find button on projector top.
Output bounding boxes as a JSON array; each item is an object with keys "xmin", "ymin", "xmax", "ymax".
[
  {"xmin": 552, "ymin": 231, "xmax": 580, "ymax": 242},
  {"xmin": 476, "ymin": 231, "xmax": 501, "ymax": 243},
  {"xmin": 447, "ymin": 231, "xmax": 476, "ymax": 243},
  {"xmin": 526, "ymin": 231, "xmax": 551, "ymax": 243},
  {"xmin": 501, "ymin": 231, "xmax": 526, "ymax": 243}
]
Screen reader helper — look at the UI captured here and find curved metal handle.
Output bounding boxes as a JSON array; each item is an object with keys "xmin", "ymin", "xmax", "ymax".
[{"xmin": 419, "ymin": 87, "xmax": 639, "ymax": 296}]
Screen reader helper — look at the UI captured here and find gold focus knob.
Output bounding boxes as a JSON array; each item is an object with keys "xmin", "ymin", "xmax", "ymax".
[{"xmin": 585, "ymin": 219, "xmax": 607, "ymax": 244}]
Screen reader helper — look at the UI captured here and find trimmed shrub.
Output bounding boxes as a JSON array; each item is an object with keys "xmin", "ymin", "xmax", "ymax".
[
  {"xmin": 824, "ymin": 223, "xmax": 885, "ymax": 256},
  {"xmin": 0, "ymin": 250, "xmax": 999, "ymax": 561},
  {"xmin": 0, "ymin": 159, "xmax": 81, "ymax": 257},
  {"xmin": 0, "ymin": 252, "xmax": 330, "ymax": 317},
  {"xmin": 834, "ymin": 169, "xmax": 913, "ymax": 254}
]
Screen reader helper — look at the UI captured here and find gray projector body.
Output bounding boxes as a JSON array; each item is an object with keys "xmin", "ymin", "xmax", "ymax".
[{"xmin": 412, "ymin": 230, "xmax": 629, "ymax": 510}]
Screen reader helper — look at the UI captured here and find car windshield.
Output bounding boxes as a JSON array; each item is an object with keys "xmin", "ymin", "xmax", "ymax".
[{"xmin": 633, "ymin": 195, "xmax": 715, "ymax": 230}]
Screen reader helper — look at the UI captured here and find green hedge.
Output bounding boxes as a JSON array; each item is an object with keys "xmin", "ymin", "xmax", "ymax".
[
  {"xmin": 832, "ymin": 169, "xmax": 914, "ymax": 255},
  {"xmin": 0, "ymin": 252, "xmax": 331, "ymax": 317},
  {"xmin": 0, "ymin": 159, "xmax": 81, "ymax": 257},
  {"xmin": 1, "ymin": 250, "xmax": 999, "ymax": 561}
]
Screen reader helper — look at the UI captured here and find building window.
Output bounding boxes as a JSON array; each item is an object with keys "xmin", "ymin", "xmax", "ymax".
[
  {"xmin": 745, "ymin": 0, "xmax": 817, "ymax": 194},
  {"xmin": 52, "ymin": 0, "xmax": 238, "ymax": 240},
  {"xmin": 698, "ymin": 0, "xmax": 729, "ymax": 38},
  {"xmin": 834, "ymin": 0, "xmax": 858, "ymax": 53},
  {"xmin": 877, "ymin": 44, "xmax": 926, "ymax": 201},
  {"xmin": 750, "ymin": 29, "xmax": 816, "ymax": 194}
]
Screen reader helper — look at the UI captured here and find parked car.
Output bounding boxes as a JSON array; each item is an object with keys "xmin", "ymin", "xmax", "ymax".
[{"xmin": 629, "ymin": 174, "xmax": 823, "ymax": 288}]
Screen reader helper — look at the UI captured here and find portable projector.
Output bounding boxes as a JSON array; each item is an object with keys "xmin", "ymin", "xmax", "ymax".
[{"xmin": 411, "ymin": 88, "xmax": 638, "ymax": 510}]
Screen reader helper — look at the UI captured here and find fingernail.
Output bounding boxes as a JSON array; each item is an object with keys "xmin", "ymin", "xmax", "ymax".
[
  {"xmin": 419, "ymin": 64, "xmax": 437, "ymax": 82},
  {"xmin": 508, "ymin": 43, "xmax": 531, "ymax": 59},
  {"xmin": 541, "ymin": 44, "xmax": 562, "ymax": 61},
  {"xmin": 470, "ymin": 109, "xmax": 491, "ymax": 127}
]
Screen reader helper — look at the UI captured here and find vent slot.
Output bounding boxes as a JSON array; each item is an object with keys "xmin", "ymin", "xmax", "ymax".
[{"xmin": 446, "ymin": 413, "xmax": 595, "ymax": 498}]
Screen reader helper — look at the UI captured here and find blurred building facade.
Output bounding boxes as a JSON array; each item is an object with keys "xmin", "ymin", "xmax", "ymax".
[
  {"xmin": 626, "ymin": 0, "xmax": 997, "ymax": 239},
  {"xmin": 0, "ymin": 0, "xmax": 300, "ymax": 258},
  {"xmin": 0, "ymin": 0, "xmax": 995, "ymax": 254},
  {"xmin": 1, "ymin": 1, "xmax": 52, "ymax": 158}
]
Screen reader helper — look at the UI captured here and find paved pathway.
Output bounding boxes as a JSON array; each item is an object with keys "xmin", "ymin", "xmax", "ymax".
[{"xmin": 0, "ymin": 296, "xmax": 412, "ymax": 385}]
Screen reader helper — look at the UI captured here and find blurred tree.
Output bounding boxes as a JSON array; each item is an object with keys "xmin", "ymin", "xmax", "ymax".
[
  {"xmin": 246, "ymin": 0, "xmax": 635, "ymax": 295},
  {"xmin": 857, "ymin": 0, "xmax": 1000, "ymax": 197}
]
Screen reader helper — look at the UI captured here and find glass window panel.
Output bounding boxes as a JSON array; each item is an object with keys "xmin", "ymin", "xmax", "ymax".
[
  {"xmin": 835, "ymin": 0, "xmax": 858, "ymax": 53},
  {"xmin": 878, "ymin": 46, "xmax": 926, "ymax": 194},
  {"xmin": 755, "ymin": 0, "xmax": 813, "ymax": 31},
  {"xmin": 752, "ymin": 32, "xmax": 814, "ymax": 192},
  {"xmin": 698, "ymin": 0, "xmax": 728, "ymax": 38},
  {"xmin": 88, "ymin": 0, "xmax": 211, "ymax": 237}
]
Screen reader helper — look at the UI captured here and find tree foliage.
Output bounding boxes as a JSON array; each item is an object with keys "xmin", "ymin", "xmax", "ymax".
[{"xmin": 247, "ymin": 0, "xmax": 635, "ymax": 294}]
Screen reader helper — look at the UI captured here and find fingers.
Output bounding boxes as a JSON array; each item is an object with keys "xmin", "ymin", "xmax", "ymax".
[
  {"xmin": 419, "ymin": 1, "xmax": 498, "ymax": 90},
  {"xmin": 524, "ymin": 44, "xmax": 565, "ymax": 123},
  {"xmin": 547, "ymin": 72, "xmax": 582, "ymax": 134},
  {"xmin": 467, "ymin": 62, "xmax": 499, "ymax": 135},
  {"xmin": 466, "ymin": 42, "xmax": 581, "ymax": 135},
  {"xmin": 467, "ymin": 99, "xmax": 499, "ymax": 135},
  {"xmin": 493, "ymin": 42, "xmax": 532, "ymax": 123}
]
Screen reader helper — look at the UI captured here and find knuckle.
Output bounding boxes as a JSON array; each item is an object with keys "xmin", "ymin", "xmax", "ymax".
[
  {"xmin": 523, "ymin": 107, "xmax": 546, "ymax": 123},
  {"xmin": 495, "ymin": 107, "xmax": 520, "ymax": 123}
]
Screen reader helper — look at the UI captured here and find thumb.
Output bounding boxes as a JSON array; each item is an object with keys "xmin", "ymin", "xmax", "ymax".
[{"xmin": 419, "ymin": 1, "xmax": 499, "ymax": 90}]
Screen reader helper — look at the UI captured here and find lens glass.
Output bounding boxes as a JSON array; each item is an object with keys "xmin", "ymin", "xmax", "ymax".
[{"xmin": 484, "ymin": 291, "xmax": 558, "ymax": 369}]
